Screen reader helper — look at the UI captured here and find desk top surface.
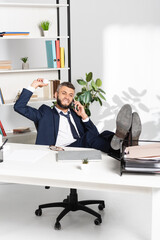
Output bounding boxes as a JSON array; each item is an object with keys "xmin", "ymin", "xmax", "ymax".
[{"xmin": 0, "ymin": 143, "xmax": 160, "ymax": 190}]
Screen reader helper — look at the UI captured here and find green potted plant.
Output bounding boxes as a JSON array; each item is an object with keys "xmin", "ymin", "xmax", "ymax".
[
  {"xmin": 21, "ymin": 57, "xmax": 29, "ymax": 69},
  {"xmin": 40, "ymin": 21, "xmax": 50, "ymax": 37},
  {"xmin": 81, "ymin": 158, "xmax": 89, "ymax": 170},
  {"xmin": 75, "ymin": 72, "xmax": 106, "ymax": 116}
]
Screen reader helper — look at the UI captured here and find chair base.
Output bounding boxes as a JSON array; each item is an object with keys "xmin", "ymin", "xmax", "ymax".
[{"xmin": 35, "ymin": 188, "xmax": 105, "ymax": 230}]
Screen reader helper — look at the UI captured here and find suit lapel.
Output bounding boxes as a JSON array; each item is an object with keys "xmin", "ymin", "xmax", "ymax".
[{"xmin": 52, "ymin": 107, "xmax": 60, "ymax": 140}]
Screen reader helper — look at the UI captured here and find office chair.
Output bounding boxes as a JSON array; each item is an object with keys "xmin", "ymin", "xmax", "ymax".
[{"xmin": 35, "ymin": 188, "xmax": 105, "ymax": 230}]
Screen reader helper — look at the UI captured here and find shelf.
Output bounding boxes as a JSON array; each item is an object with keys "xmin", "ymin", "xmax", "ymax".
[
  {"xmin": 0, "ymin": 3, "xmax": 69, "ymax": 8},
  {"xmin": 0, "ymin": 36, "xmax": 69, "ymax": 40},
  {"xmin": 4, "ymin": 98, "xmax": 55, "ymax": 106},
  {"xmin": 0, "ymin": 68, "xmax": 70, "ymax": 74}
]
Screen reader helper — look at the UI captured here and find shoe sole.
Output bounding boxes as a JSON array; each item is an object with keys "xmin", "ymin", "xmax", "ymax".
[
  {"xmin": 131, "ymin": 112, "xmax": 142, "ymax": 146},
  {"xmin": 111, "ymin": 104, "xmax": 132, "ymax": 150}
]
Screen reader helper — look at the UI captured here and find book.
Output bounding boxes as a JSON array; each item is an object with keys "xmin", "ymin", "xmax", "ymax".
[
  {"xmin": 0, "ymin": 60, "xmax": 12, "ymax": 64},
  {"xmin": 50, "ymin": 80, "xmax": 60, "ymax": 98},
  {"xmin": 55, "ymin": 40, "xmax": 60, "ymax": 68},
  {"xmin": 1, "ymin": 32, "xmax": 29, "ymax": 36},
  {"xmin": 54, "ymin": 80, "xmax": 60, "ymax": 96},
  {"xmin": 45, "ymin": 40, "xmax": 57, "ymax": 68},
  {"xmin": 0, "ymin": 88, "xmax": 5, "ymax": 104},
  {"xmin": 50, "ymin": 80, "xmax": 54, "ymax": 98},
  {"xmin": 60, "ymin": 47, "xmax": 65, "ymax": 68},
  {"xmin": 0, "ymin": 65, "xmax": 12, "ymax": 70},
  {"xmin": 13, "ymin": 127, "xmax": 31, "ymax": 134},
  {"xmin": 0, "ymin": 120, "xmax": 7, "ymax": 136}
]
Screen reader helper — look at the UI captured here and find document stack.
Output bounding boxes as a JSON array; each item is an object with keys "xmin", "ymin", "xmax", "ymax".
[
  {"xmin": 0, "ymin": 32, "xmax": 30, "ymax": 37},
  {"xmin": 121, "ymin": 142, "xmax": 160, "ymax": 174},
  {"xmin": 0, "ymin": 60, "xmax": 12, "ymax": 70}
]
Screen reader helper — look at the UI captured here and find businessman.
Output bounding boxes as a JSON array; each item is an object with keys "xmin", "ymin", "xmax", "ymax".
[{"xmin": 14, "ymin": 79, "xmax": 142, "ymax": 157}]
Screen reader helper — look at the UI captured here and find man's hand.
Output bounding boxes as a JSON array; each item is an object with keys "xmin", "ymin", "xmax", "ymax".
[
  {"xmin": 73, "ymin": 101, "xmax": 88, "ymax": 120},
  {"xmin": 31, "ymin": 78, "xmax": 48, "ymax": 89}
]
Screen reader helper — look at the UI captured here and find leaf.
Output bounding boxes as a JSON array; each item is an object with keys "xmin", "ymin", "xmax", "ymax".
[
  {"xmin": 86, "ymin": 72, "xmax": 93, "ymax": 82},
  {"xmin": 98, "ymin": 92, "xmax": 106, "ymax": 101},
  {"xmin": 78, "ymin": 95, "xmax": 84, "ymax": 104},
  {"xmin": 82, "ymin": 87, "xmax": 87, "ymax": 93},
  {"xmin": 84, "ymin": 91, "xmax": 92, "ymax": 104},
  {"xmin": 96, "ymin": 78, "xmax": 102, "ymax": 87},
  {"xmin": 76, "ymin": 92, "xmax": 82, "ymax": 96},
  {"xmin": 97, "ymin": 97, "xmax": 102, "ymax": 106},
  {"xmin": 91, "ymin": 80, "xmax": 98, "ymax": 91},
  {"xmin": 85, "ymin": 108, "xmax": 91, "ymax": 117},
  {"xmin": 99, "ymin": 88, "xmax": 106, "ymax": 94},
  {"xmin": 77, "ymin": 79, "xmax": 87, "ymax": 85}
]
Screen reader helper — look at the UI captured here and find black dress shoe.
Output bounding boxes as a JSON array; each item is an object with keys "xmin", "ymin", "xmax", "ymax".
[
  {"xmin": 129, "ymin": 112, "xmax": 142, "ymax": 146},
  {"xmin": 111, "ymin": 104, "xmax": 132, "ymax": 150}
]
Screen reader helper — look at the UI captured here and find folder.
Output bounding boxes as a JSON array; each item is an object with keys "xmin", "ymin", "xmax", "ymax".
[
  {"xmin": 0, "ymin": 88, "xmax": 4, "ymax": 104},
  {"xmin": 0, "ymin": 127, "xmax": 3, "ymax": 136},
  {"xmin": 55, "ymin": 40, "xmax": 60, "ymax": 68},
  {"xmin": 60, "ymin": 47, "xmax": 65, "ymax": 68},
  {"xmin": 0, "ymin": 120, "xmax": 6, "ymax": 136},
  {"xmin": 45, "ymin": 40, "xmax": 57, "ymax": 68}
]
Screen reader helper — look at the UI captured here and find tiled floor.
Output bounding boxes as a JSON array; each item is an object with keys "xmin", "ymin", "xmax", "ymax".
[{"xmin": 0, "ymin": 183, "xmax": 150, "ymax": 240}]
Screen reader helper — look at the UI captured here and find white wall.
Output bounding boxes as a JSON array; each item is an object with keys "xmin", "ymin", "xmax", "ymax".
[
  {"xmin": 71, "ymin": 0, "xmax": 160, "ymax": 140},
  {"xmin": 1, "ymin": 0, "xmax": 160, "ymax": 140}
]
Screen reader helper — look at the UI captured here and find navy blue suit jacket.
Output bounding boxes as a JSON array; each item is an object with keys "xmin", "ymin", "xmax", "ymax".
[{"xmin": 14, "ymin": 88, "xmax": 99, "ymax": 145}]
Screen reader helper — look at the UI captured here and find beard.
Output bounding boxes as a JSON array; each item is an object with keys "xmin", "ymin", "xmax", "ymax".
[{"xmin": 56, "ymin": 96, "xmax": 72, "ymax": 109}]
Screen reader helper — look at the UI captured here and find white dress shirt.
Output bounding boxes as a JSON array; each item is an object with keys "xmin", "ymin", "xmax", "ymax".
[{"xmin": 55, "ymin": 107, "xmax": 80, "ymax": 147}]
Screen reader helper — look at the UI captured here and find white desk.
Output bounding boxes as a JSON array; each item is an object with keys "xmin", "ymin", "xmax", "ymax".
[{"xmin": 0, "ymin": 143, "xmax": 160, "ymax": 240}]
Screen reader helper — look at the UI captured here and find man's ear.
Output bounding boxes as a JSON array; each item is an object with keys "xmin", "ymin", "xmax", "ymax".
[{"xmin": 55, "ymin": 92, "xmax": 57, "ymax": 99}]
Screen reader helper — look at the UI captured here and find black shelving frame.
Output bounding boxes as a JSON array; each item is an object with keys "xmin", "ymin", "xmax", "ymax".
[{"xmin": 56, "ymin": 0, "xmax": 71, "ymax": 82}]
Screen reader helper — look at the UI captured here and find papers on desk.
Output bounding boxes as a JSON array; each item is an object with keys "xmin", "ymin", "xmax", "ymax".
[
  {"xmin": 57, "ymin": 149, "xmax": 102, "ymax": 162},
  {"xmin": 123, "ymin": 143, "xmax": 160, "ymax": 173},
  {"xmin": 6, "ymin": 150, "xmax": 49, "ymax": 163}
]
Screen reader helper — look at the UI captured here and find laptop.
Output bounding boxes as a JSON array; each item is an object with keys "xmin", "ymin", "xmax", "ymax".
[{"xmin": 57, "ymin": 149, "xmax": 102, "ymax": 162}]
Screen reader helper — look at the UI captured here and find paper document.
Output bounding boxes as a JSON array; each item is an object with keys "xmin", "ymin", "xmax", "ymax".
[
  {"xmin": 6, "ymin": 150, "xmax": 49, "ymax": 163},
  {"xmin": 125, "ymin": 143, "xmax": 160, "ymax": 159}
]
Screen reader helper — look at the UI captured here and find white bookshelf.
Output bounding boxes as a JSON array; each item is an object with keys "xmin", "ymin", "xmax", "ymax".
[
  {"xmin": 0, "ymin": 3, "xmax": 69, "ymax": 8},
  {"xmin": 0, "ymin": 0, "xmax": 71, "ymax": 143},
  {"xmin": 0, "ymin": 0, "xmax": 70, "ymax": 101},
  {"xmin": 0, "ymin": 67, "xmax": 70, "ymax": 74}
]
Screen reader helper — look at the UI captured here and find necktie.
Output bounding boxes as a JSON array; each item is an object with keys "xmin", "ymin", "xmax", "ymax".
[{"xmin": 60, "ymin": 111, "xmax": 79, "ymax": 139}]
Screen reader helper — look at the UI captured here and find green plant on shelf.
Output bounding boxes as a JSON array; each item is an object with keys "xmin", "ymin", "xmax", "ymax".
[
  {"xmin": 40, "ymin": 21, "xmax": 50, "ymax": 31},
  {"xmin": 21, "ymin": 57, "xmax": 28, "ymax": 63},
  {"xmin": 75, "ymin": 72, "xmax": 106, "ymax": 117}
]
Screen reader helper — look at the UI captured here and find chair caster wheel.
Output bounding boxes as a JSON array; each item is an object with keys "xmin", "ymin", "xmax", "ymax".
[
  {"xmin": 98, "ymin": 203, "xmax": 105, "ymax": 210},
  {"xmin": 35, "ymin": 209, "xmax": 42, "ymax": 216},
  {"xmin": 94, "ymin": 218, "xmax": 102, "ymax": 225},
  {"xmin": 54, "ymin": 222, "xmax": 61, "ymax": 230}
]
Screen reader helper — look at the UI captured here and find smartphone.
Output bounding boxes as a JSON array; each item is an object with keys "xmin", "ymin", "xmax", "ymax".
[{"xmin": 71, "ymin": 100, "xmax": 78, "ymax": 111}]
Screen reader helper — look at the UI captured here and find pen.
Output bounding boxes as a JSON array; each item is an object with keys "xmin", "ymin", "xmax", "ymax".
[{"xmin": 0, "ymin": 138, "xmax": 8, "ymax": 150}]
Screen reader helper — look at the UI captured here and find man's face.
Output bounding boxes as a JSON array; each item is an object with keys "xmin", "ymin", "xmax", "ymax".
[{"xmin": 55, "ymin": 86, "xmax": 75, "ymax": 109}]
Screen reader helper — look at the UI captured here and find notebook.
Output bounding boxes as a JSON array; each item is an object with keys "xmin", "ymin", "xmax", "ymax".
[{"xmin": 57, "ymin": 149, "xmax": 102, "ymax": 162}]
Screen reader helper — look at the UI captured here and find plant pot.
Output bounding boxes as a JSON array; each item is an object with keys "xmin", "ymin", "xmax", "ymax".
[
  {"xmin": 43, "ymin": 30, "xmax": 49, "ymax": 37},
  {"xmin": 81, "ymin": 163, "xmax": 89, "ymax": 171},
  {"xmin": 22, "ymin": 62, "xmax": 29, "ymax": 69}
]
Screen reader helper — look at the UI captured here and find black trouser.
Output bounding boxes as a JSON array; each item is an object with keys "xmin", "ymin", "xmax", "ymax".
[{"xmin": 67, "ymin": 130, "xmax": 114, "ymax": 154}]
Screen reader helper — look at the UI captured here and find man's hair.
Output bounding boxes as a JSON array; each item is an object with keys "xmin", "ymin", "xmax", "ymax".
[{"xmin": 56, "ymin": 81, "xmax": 75, "ymax": 93}]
